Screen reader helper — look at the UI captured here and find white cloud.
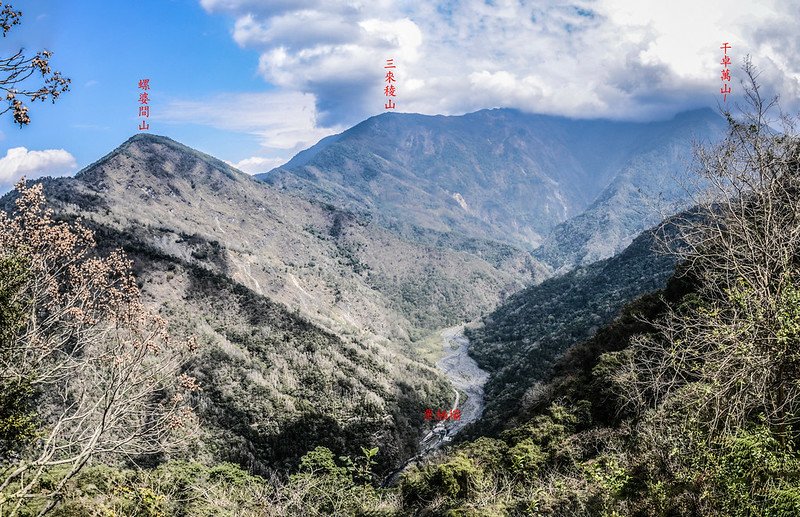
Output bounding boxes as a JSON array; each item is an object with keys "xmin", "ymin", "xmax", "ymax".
[
  {"xmin": 159, "ymin": 91, "xmax": 344, "ymax": 151},
  {"xmin": 232, "ymin": 11, "xmax": 359, "ymax": 49},
  {"xmin": 200, "ymin": 0, "xmax": 800, "ymax": 127},
  {"xmin": 225, "ymin": 155, "xmax": 287, "ymax": 174},
  {"xmin": 159, "ymin": 91, "xmax": 343, "ymax": 172},
  {"xmin": 0, "ymin": 147, "xmax": 77, "ymax": 186}
]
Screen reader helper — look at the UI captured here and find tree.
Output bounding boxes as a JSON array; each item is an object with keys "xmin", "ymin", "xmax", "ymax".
[
  {"xmin": 621, "ymin": 57, "xmax": 800, "ymax": 440},
  {"xmin": 1, "ymin": 2, "xmax": 70, "ymax": 126},
  {"xmin": 0, "ymin": 180, "xmax": 199, "ymax": 515}
]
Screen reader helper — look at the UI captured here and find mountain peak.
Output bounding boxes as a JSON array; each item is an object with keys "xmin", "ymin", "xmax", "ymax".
[
  {"xmin": 75, "ymin": 133, "xmax": 244, "ymax": 190},
  {"xmin": 118, "ymin": 133, "xmax": 231, "ymax": 164},
  {"xmin": 673, "ymin": 106, "xmax": 713, "ymax": 117},
  {"xmin": 670, "ymin": 107, "xmax": 725, "ymax": 124},
  {"xmin": 122, "ymin": 132, "xmax": 177, "ymax": 146}
]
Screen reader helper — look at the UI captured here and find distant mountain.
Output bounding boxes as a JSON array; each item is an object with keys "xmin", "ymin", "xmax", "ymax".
[
  {"xmin": 534, "ymin": 108, "xmax": 727, "ymax": 271},
  {"xmin": 15, "ymin": 133, "xmax": 540, "ymax": 473},
  {"xmin": 259, "ymin": 108, "xmax": 726, "ymax": 263}
]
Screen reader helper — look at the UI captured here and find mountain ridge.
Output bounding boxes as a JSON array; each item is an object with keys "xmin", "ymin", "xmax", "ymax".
[
  {"xmin": 1, "ymin": 132, "xmax": 547, "ymax": 473},
  {"xmin": 258, "ymin": 107, "xmax": 726, "ymax": 265}
]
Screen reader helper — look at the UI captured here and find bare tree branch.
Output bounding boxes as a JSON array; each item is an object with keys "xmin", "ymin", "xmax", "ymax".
[
  {"xmin": 620, "ymin": 57, "xmax": 800, "ymax": 443},
  {"xmin": 0, "ymin": 2, "xmax": 70, "ymax": 126},
  {"xmin": 0, "ymin": 181, "xmax": 200, "ymax": 514}
]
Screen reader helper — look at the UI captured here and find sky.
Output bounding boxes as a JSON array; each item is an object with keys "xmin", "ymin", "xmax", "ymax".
[{"xmin": 1, "ymin": 0, "xmax": 799, "ymax": 189}]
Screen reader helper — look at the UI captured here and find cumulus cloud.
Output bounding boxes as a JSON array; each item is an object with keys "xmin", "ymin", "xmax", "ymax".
[
  {"xmin": 159, "ymin": 90, "xmax": 343, "ymax": 172},
  {"xmin": 225, "ymin": 155, "xmax": 287, "ymax": 174},
  {"xmin": 160, "ymin": 90, "xmax": 344, "ymax": 150},
  {"xmin": 201, "ymin": 0, "xmax": 800, "ymax": 126},
  {"xmin": 0, "ymin": 147, "xmax": 77, "ymax": 186},
  {"xmin": 192, "ymin": 0, "xmax": 800, "ymax": 168}
]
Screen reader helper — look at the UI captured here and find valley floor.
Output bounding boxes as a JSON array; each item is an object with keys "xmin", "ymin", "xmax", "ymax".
[
  {"xmin": 436, "ymin": 325, "xmax": 490, "ymax": 438},
  {"xmin": 385, "ymin": 325, "xmax": 489, "ymax": 486}
]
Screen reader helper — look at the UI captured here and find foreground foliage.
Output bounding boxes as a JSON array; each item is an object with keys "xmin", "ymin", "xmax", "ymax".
[{"xmin": 0, "ymin": 182, "xmax": 197, "ymax": 514}]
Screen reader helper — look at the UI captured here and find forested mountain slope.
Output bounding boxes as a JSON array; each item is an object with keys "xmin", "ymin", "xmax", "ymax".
[
  {"xmin": 467, "ymin": 219, "xmax": 679, "ymax": 434},
  {"xmin": 1, "ymin": 133, "xmax": 539, "ymax": 474}
]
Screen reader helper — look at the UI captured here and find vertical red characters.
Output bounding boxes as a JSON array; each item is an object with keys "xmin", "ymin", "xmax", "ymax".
[
  {"xmin": 138, "ymin": 78, "xmax": 151, "ymax": 131},
  {"xmin": 384, "ymin": 59, "xmax": 396, "ymax": 110},
  {"xmin": 720, "ymin": 42, "xmax": 731, "ymax": 102}
]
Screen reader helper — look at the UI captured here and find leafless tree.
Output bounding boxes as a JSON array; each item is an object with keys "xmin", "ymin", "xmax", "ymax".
[
  {"xmin": 1, "ymin": 2, "xmax": 70, "ymax": 126},
  {"xmin": 620, "ymin": 57, "xmax": 800, "ymax": 441},
  {"xmin": 0, "ymin": 181, "xmax": 199, "ymax": 515}
]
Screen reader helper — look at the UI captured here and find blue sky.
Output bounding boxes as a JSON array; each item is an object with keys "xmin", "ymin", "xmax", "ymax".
[
  {"xmin": 1, "ymin": 0, "xmax": 798, "ymax": 188},
  {"xmin": 1, "ymin": 0, "xmax": 268, "ymax": 180}
]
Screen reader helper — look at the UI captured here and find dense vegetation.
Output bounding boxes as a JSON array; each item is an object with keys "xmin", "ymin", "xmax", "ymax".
[{"xmin": 467, "ymin": 222, "xmax": 677, "ymax": 435}]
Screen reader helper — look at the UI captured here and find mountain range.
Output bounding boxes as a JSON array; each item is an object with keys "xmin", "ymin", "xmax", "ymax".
[
  {"xmin": 1, "ymin": 106, "xmax": 723, "ymax": 478},
  {"xmin": 25, "ymin": 133, "xmax": 538, "ymax": 472},
  {"xmin": 260, "ymin": 107, "xmax": 726, "ymax": 270}
]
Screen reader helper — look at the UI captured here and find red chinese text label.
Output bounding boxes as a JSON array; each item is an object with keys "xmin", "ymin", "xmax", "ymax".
[
  {"xmin": 424, "ymin": 408, "xmax": 461, "ymax": 421},
  {"xmin": 138, "ymin": 78, "xmax": 150, "ymax": 131},
  {"xmin": 720, "ymin": 42, "xmax": 731, "ymax": 102},
  {"xmin": 384, "ymin": 59, "xmax": 396, "ymax": 110}
]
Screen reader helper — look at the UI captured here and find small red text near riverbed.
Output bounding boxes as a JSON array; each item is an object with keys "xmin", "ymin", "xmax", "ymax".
[
  {"xmin": 138, "ymin": 78, "xmax": 151, "ymax": 131},
  {"xmin": 424, "ymin": 409, "xmax": 461, "ymax": 421}
]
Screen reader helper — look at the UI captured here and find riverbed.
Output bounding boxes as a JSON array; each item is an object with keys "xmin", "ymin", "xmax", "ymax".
[
  {"xmin": 382, "ymin": 324, "xmax": 490, "ymax": 486},
  {"xmin": 435, "ymin": 325, "xmax": 490, "ymax": 438}
]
